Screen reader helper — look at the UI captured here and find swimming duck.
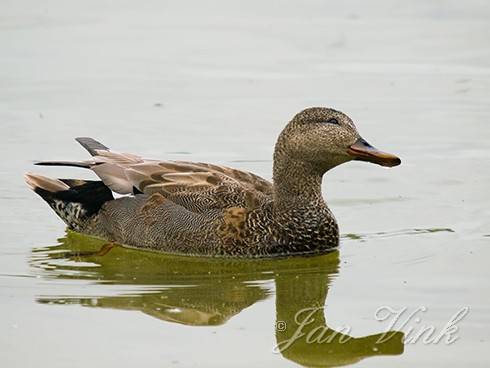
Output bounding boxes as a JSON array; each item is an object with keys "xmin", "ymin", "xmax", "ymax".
[{"xmin": 25, "ymin": 107, "xmax": 400, "ymax": 257}]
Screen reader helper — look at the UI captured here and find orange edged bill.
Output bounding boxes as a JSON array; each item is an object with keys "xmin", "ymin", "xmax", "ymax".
[{"xmin": 347, "ymin": 137, "xmax": 401, "ymax": 167}]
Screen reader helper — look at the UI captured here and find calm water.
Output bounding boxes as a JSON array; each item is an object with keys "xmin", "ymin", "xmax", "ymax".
[{"xmin": 1, "ymin": 1, "xmax": 489, "ymax": 367}]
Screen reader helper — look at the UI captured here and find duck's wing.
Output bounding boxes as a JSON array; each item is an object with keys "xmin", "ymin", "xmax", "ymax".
[
  {"xmin": 125, "ymin": 160, "xmax": 272, "ymax": 195},
  {"xmin": 126, "ymin": 159, "xmax": 273, "ymax": 211},
  {"xmin": 36, "ymin": 137, "xmax": 273, "ymax": 211}
]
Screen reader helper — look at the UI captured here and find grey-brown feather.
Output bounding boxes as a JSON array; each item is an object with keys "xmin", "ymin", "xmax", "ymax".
[
  {"xmin": 82, "ymin": 192, "xmax": 337, "ymax": 257},
  {"xmin": 75, "ymin": 137, "xmax": 109, "ymax": 156}
]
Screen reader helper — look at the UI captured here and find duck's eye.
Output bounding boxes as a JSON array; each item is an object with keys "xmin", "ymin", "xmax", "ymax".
[{"xmin": 324, "ymin": 118, "xmax": 339, "ymax": 125}]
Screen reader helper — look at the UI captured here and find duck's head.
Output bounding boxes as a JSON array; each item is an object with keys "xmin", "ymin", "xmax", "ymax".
[{"xmin": 276, "ymin": 107, "xmax": 401, "ymax": 173}]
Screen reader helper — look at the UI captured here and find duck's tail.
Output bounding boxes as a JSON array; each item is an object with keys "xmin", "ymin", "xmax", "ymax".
[{"xmin": 25, "ymin": 173, "xmax": 114, "ymax": 231}]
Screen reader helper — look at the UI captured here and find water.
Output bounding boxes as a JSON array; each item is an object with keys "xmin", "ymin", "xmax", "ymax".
[{"xmin": 1, "ymin": 1, "xmax": 489, "ymax": 367}]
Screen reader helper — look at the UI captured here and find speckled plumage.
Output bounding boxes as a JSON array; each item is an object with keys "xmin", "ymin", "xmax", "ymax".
[{"xmin": 26, "ymin": 107, "xmax": 400, "ymax": 258}]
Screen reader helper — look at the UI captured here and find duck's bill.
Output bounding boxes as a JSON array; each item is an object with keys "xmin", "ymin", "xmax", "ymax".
[{"xmin": 347, "ymin": 137, "xmax": 401, "ymax": 167}]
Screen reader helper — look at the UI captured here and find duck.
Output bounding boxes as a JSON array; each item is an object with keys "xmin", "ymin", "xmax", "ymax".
[{"xmin": 25, "ymin": 107, "xmax": 400, "ymax": 258}]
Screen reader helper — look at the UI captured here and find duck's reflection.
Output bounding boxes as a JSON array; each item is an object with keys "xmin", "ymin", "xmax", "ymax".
[{"xmin": 31, "ymin": 231, "xmax": 403, "ymax": 367}]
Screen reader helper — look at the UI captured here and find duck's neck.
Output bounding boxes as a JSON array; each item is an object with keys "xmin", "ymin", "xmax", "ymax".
[{"xmin": 272, "ymin": 153, "xmax": 326, "ymax": 210}]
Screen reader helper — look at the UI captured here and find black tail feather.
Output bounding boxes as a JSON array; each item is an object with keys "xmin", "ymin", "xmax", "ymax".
[
  {"xmin": 34, "ymin": 180, "xmax": 114, "ymax": 230},
  {"xmin": 35, "ymin": 161, "xmax": 91, "ymax": 169}
]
